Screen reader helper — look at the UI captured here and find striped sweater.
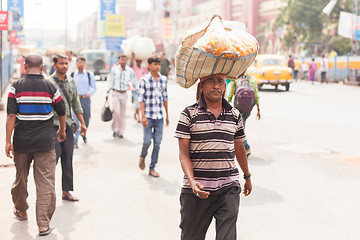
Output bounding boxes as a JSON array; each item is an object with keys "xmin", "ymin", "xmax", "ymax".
[{"xmin": 7, "ymin": 74, "xmax": 65, "ymax": 153}]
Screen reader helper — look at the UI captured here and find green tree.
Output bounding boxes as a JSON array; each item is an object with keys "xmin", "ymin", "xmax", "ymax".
[{"xmin": 276, "ymin": 0, "xmax": 353, "ymax": 54}]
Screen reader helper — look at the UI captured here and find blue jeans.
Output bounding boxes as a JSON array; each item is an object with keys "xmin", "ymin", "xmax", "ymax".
[
  {"xmin": 73, "ymin": 97, "xmax": 91, "ymax": 145},
  {"xmin": 241, "ymin": 113, "xmax": 250, "ymax": 150},
  {"xmin": 140, "ymin": 118, "xmax": 164, "ymax": 170}
]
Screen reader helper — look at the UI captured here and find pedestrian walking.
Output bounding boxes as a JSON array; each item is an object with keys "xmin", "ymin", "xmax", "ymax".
[
  {"xmin": 106, "ymin": 55, "xmax": 138, "ymax": 138},
  {"xmin": 49, "ymin": 54, "xmax": 87, "ymax": 202},
  {"xmin": 130, "ymin": 52, "xmax": 148, "ymax": 122},
  {"xmin": 287, "ymin": 54, "xmax": 295, "ymax": 71},
  {"xmin": 71, "ymin": 57, "xmax": 96, "ymax": 148},
  {"xmin": 293, "ymin": 57, "xmax": 301, "ymax": 81},
  {"xmin": 319, "ymin": 54, "xmax": 328, "ymax": 84},
  {"xmin": 175, "ymin": 73, "xmax": 252, "ymax": 240},
  {"xmin": 227, "ymin": 73, "xmax": 261, "ymax": 157},
  {"xmin": 309, "ymin": 58, "xmax": 317, "ymax": 84},
  {"xmin": 159, "ymin": 52, "xmax": 171, "ymax": 77},
  {"xmin": 138, "ymin": 56, "xmax": 169, "ymax": 177},
  {"xmin": 5, "ymin": 53, "xmax": 66, "ymax": 236},
  {"xmin": 66, "ymin": 50, "xmax": 77, "ymax": 74}
]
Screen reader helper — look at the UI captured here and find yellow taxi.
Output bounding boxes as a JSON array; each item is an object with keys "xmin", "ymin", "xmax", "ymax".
[{"xmin": 247, "ymin": 54, "xmax": 293, "ymax": 91}]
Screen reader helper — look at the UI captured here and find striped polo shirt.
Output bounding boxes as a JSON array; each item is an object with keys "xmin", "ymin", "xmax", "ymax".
[
  {"xmin": 7, "ymin": 74, "xmax": 66, "ymax": 153},
  {"xmin": 175, "ymin": 97, "xmax": 246, "ymax": 194}
]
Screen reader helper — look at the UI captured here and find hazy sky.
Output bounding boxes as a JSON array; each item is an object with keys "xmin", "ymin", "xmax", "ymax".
[{"xmin": 11, "ymin": 0, "xmax": 150, "ymax": 40}]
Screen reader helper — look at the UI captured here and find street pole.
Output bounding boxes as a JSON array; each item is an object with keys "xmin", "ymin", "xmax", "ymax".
[{"xmin": 65, "ymin": 0, "xmax": 67, "ymax": 49}]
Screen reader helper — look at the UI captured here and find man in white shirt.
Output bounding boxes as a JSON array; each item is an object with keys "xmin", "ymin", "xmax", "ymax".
[
  {"xmin": 106, "ymin": 55, "xmax": 138, "ymax": 138},
  {"xmin": 320, "ymin": 54, "xmax": 329, "ymax": 84}
]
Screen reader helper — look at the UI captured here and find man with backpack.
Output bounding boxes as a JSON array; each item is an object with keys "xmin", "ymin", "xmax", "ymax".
[
  {"xmin": 288, "ymin": 54, "xmax": 295, "ymax": 71},
  {"xmin": 71, "ymin": 57, "xmax": 96, "ymax": 148},
  {"xmin": 227, "ymin": 73, "xmax": 261, "ymax": 157}
]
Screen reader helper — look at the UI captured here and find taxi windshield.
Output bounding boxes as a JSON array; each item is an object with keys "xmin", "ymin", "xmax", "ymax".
[{"xmin": 262, "ymin": 59, "xmax": 284, "ymax": 66}]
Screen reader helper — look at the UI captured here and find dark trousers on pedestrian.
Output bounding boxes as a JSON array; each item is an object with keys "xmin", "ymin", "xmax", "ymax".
[
  {"xmin": 294, "ymin": 70, "xmax": 299, "ymax": 81},
  {"xmin": 11, "ymin": 150, "xmax": 56, "ymax": 227},
  {"xmin": 180, "ymin": 186, "xmax": 241, "ymax": 240},
  {"xmin": 54, "ymin": 124, "xmax": 74, "ymax": 191},
  {"xmin": 74, "ymin": 97, "xmax": 91, "ymax": 144},
  {"xmin": 321, "ymin": 71, "xmax": 327, "ymax": 83}
]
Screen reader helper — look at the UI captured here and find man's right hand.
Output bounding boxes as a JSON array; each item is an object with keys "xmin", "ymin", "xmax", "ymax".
[
  {"xmin": 105, "ymin": 96, "xmax": 108, "ymax": 101},
  {"xmin": 190, "ymin": 180, "xmax": 210, "ymax": 199},
  {"xmin": 5, "ymin": 142, "xmax": 14, "ymax": 159},
  {"xmin": 141, "ymin": 115, "xmax": 148, "ymax": 128},
  {"xmin": 57, "ymin": 129, "xmax": 66, "ymax": 142}
]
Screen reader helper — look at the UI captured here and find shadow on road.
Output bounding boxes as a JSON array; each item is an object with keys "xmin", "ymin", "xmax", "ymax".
[
  {"xmin": 52, "ymin": 203, "xmax": 90, "ymax": 240},
  {"xmin": 142, "ymin": 174, "xmax": 181, "ymax": 196},
  {"xmin": 242, "ymin": 185, "xmax": 284, "ymax": 207},
  {"xmin": 10, "ymin": 221, "xmax": 34, "ymax": 240}
]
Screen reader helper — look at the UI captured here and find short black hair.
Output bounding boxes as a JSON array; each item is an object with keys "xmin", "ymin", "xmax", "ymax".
[
  {"xmin": 53, "ymin": 54, "xmax": 68, "ymax": 64},
  {"xmin": 118, "ymin": 55, "xmax": 127, "ymax": 60},
  {"xmin": 148, "ymin": 57, "xmax": 160, "ymax": 64},
  {"xmin": 76, "ymin": 57, "xmax": 86, "ymax": 62}
]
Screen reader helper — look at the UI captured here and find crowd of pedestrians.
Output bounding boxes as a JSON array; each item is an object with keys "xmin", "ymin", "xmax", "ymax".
[{"xmin": 4, "ymin": 50, "xmax": 254, "ymax": 238}]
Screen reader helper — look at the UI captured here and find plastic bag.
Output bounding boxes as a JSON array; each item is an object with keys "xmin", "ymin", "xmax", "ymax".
[
  {"xmin": 194, "ymin": 17, "xmax": 258, "ymax": 59},
  {"xmin": 122, "ymin": 37, "xmax": 156, "ymax": 60}
]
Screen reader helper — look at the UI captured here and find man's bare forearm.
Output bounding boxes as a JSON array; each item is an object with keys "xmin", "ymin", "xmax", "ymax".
[
  {"xmin": 234, "ymin": 141, "xmax": 250, "ymax": 175},
  {"xmin": 5, "ymin": 114, "xmax": 16, "ymax": 144}
]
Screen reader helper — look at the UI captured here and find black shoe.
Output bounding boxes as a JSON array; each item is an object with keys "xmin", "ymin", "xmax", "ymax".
[
  {"xmin": 113, "ymin": 132, "xmax": 117, "ymax": 138},
  {"xmin": 74, "ymin": 144, "xmax": 79, "ymax": 149},
  {"xmin": 117, "ymin": 134, "xmax": 124, "ymax": 139},
  {"xmin": 82, "ymin": 136, "xmax": 87, "ymax": 143}
]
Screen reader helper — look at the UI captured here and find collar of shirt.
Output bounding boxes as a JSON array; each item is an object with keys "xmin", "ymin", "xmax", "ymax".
[
  {"xmin": 74, "ymin": 69, "xmax": 88, "ymax": 75},
  {"xmin": 52, "ymin": 72, "xmax": 69, "ymax": 83},
  {"xmin": 143, "ymin": 72, "xmax": 164, "ymax": 82}
]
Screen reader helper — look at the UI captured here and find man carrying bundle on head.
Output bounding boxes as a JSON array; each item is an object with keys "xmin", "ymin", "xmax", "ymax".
[{"xmin": 174, "ymin": 15, "xmax": 257, "ymax": 239}]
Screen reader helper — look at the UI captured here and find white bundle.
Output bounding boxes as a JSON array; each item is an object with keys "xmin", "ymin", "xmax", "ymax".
[{"xmin": 122, "ymin": 36, "xmax": 156, "ymax": 60}]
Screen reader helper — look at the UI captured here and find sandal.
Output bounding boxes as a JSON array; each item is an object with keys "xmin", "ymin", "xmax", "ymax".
[
  {"xmin": 149, "ymin": 170, "xmax": 160, "ymax": 178},
  {"xmin": 13, "ymin": 209, "xmax": 27, "ymax": 221},
  {"xmin": 62, "ymin": 192, "xmax": 79, "ymax": 202},
  {"xmin": 39, "ymin": 226, "xmax": 54, "ymax": 236},
  {"xmin": 139, "ymin": 157, "xmax": 145, "ymax": 170}
]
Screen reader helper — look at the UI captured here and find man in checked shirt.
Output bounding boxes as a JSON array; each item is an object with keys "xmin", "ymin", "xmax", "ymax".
[{"xmin": 138, "ymin": 56, "xmax": 169, "ymax": 177}]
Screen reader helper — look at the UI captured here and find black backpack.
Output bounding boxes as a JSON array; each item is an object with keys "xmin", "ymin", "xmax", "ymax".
[
  {"xmin": 234, "ymin": 78, "xmax": 255, "ymax": 115},
  {"xmin": 70, "ymin": 72, "xmax": 91, "ymax": 85}
]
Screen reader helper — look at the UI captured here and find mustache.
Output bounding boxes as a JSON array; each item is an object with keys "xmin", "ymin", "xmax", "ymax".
[{"xmin": 210, "ymin": 89, "xmax": 222, "ymax": 94}]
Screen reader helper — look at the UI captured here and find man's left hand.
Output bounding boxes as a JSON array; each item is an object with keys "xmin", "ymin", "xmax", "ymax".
[
  {"xmin": 165, "ymin": 116, "xmax": 169, "ymax": 127},
  {"xmin": 243, "ymin": 178, "xmax": 252, "ymax": 196},
  {"xmin": 256, "ymin": 111, "xmax": 261, "ymax": 120},
  {"xmin": 80, "ymin": 124, "xmax": 87, "ymax": 136}
]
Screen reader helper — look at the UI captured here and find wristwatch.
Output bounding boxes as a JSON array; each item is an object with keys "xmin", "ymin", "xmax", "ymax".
[{"xmin": 243, "ymin": 173, "xmax": 251, "ymax": 179}]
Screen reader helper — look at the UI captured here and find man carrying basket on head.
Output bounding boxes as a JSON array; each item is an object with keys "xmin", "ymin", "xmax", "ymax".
[{"xmin": 175, "ymin": 15, "xmax": 257, "ymax": 239}]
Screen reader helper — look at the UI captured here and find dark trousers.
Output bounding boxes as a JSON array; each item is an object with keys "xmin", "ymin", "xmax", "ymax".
[
  {"xmin": 180, "ymin": 186, "xmax": 241, "ymax": 240},
  {"xmin": 321, "ymin": 71, "xmax": 327, "ymax": 83},
  {"xmin": 74, "ymin": 97, "xmax": 91, "ymax": 144},
  {"xmin": 54, "ymin": 124, "xmax": 74, "ymax": 191}
]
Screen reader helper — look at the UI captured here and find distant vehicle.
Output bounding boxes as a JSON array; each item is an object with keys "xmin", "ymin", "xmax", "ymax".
[
  {"xmin": 247, "ymin": 54, "xmax": 294, "ymax": 91},
  {"xmin": 79, "ymin": 49, "xmax": 111, "ymax": 81}
]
